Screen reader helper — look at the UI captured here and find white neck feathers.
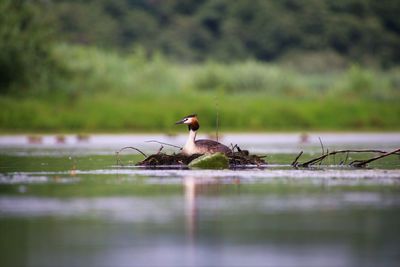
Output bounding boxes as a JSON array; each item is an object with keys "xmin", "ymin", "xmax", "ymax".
[
  {"xmin": 182, "ymin": 129, "xmax": 197, "ymax": 155},
  {"xmin": 187, "ymin": 129, "xmax": 197, "ymax": 145}
]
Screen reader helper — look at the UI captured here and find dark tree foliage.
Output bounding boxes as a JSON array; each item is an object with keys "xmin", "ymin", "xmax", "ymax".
[
  {"xmin": 1, "ymin": 0, "xmax": 399, "ymax": 94},
  {"xmin": 0, "ymin": 0, "xmax": 56, "ymax": 94},
  {"xmin": 48, "ymin": 0, "xmax": 400, "ymax": 65}
]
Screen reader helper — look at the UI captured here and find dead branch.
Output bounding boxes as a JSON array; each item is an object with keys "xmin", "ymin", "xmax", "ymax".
[
  {"xmin": 233, "ymin": 144, "xmax": 241, "ymax": 152},
  {"xmin": 115, "ymin": 146, "xmax": 147, "ymax": 166},
  {"xmin": 116, "ymin": 146, "xmax": 147, "ymax": 157},
  {"xmin": 146, "ymin": 140, "xmax": 182, "ymax": 149},
  {"xmin": 137, "ymin": 153, "xmax": 202, "ymax": 166},
  {"xmin": 156, "ymin": 145, "xmax": 164, "ymax": 154},
  {"xmin": 291, "ymin": 151, "xmax": 303, "ymax": 167},
  {"xmin": 298, "ymin": 151, "xmax": 334, "ymax": 167},
  {"xmin": 297, "ymin": 149, "xmax": 400, "ymax": 168},
  {"xmin": 350, "ymin": 148, "xmax": 400, "ymax": 168},
  {"xmin": 230, "ymin": 143, "xmax": 239, "ymax": 151},
  {"xmin": 318, "ymin": 137, "xmax": 325, "ymax": 154}
]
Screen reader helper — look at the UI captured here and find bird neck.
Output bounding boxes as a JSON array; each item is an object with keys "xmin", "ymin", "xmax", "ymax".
[
  {"xmin": 187, "ymin": 129, "xmax": 197, "ymax": 145},
  {"xmin": 186, "ymin": 121, "xmax": 199, "ymax": 145},
  {"xmin": 182, "ymin": 129, "xmax": 198, "ymax": 155},
  {"xmin": 182, "ymin": 121, "xmax": 199, "ymax": 154}
]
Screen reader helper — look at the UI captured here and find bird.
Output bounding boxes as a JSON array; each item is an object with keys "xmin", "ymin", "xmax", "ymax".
[{"xmin": 175, "ymin": 114, "xmax": 232, "ymax": 156}]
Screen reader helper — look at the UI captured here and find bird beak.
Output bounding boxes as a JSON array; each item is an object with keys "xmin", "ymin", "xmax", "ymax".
[{"xmin": 175, "ymin": 118, "xmax": 185, "ymax": 125}]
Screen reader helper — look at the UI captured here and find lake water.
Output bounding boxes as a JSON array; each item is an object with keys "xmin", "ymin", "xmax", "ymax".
[{"xmin": 1, "ymin": 133, "xmax": 400, "ymax": 267}]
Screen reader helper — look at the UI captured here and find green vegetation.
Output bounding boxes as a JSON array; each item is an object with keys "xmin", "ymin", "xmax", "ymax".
[
  {"xmin": 0, "ymin": 0, "xmax": 399, "ymax": 132},
  {"xmin": 48, "ymin": 0, "xmax": 400, "ymax": 65},
  {"xmin": 0, "ymin": 0, "xmax": 58, "ymax": 94},
  {"xmin": 1, "ymin": 44, "xmax": 400, "ymax": 132}
]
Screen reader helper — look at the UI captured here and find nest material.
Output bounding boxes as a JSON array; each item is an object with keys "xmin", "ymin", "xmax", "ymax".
[
  {"xmin": 136, "ymin": 148, "xmax": 266, "ymax": 167},
  {"xmin": 137, "ymin": 153, "xmax": 202, "ymax": 166}
]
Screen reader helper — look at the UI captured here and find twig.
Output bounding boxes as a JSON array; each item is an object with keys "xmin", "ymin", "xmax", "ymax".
[
  {"xmin": 291, "ymin": 151, "xmax": 303, "ymax": 167},
  {"xmin": 235, "ymin": 144, "xmax": 242, "ymax": 152},
  {"xmin": 299, "ymin": 153, "xmax": 329, "ymax": 167},
  {"xmin": 146, "ymin": 140, "xmax": 182, "ymax": 149},
  {"xmin": 230, "ymin": 143, "xmax": 237, "ymax": 151},
  {"xmin": 350, "ymin": 148, "xmax": 400, "ymax": 168},
  {"xmin": 318, "ymin": 137, "xmax": 325, "ymax": 155},
  {"xmin": 156, "ymin": 145, "xmax": 164, "ymax": 154},
  {"xmin": 115, "ymin": 146, "xmax": 147, "ymax": 166},
  {"xmin": 117, "ymin": 146, "xmax": 147, "ymax": 157},
  {"xmin": 298, "ymin": 149, "xmax": 399, "ymax": 168}
]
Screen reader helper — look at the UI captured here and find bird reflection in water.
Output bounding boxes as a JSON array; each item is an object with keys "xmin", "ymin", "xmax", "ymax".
[{"xmin": 183, "ymin": 176, "xmax": 241, "ymax": 266}]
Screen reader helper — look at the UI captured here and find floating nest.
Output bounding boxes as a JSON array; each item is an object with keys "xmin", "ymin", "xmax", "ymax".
[
  {"xmin": 116, "ymin": 144, "xmax": 400, "ymax": 169},
  {"xmin": 135, "ymin": 145, "xmax": 266, "ymax": 168}
]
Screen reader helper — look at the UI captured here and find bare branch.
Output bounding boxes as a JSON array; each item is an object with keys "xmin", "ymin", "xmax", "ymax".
[
  {"xmin": 117, "ymin": 146, "xmax": 147, "ymax": 157},
  {"xmin": 318, "ymin": 137, "xmax": 325, "ymax": 155},
  {"xmin": 230, "ymin": 143, "xmax": 239, "ymax": 152},
  {"xmin": 350, "ymin": 148, "xmax": 400, "ymax": 168},
  {"xmin": 291, "ymin": 151, "xmax": 303, "ymax": 167},
  {"xmin": 156, "ymin": 145, "xmax": 164, "ymax": 154},
  {"xmin": 115, "ymin": 146, "xmax": 147, "ymax": 166},
  {"xmin": 298, "ymin": 149, "xmax": 399, "ymax": 168},
  {"xmin": 146, "ymin": 140, "xmax": 182, "ymax": 149}
]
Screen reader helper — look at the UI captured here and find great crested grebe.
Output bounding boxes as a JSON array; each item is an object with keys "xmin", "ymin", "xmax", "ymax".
[{"xmin": 176, "ymin": 114, "xmax": 232, "ymax": 155}]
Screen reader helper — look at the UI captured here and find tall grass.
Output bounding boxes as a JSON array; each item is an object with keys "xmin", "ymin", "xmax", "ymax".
[
  {"xmin": 1, "ymin": 93, "xmax": 398, "ymax": 132},
  {"xmin": 1, "ymin": 44, "xmax": 399, "ymax": 132}
]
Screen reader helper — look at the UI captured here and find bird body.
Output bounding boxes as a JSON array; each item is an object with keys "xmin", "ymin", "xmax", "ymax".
[{"xmin": 176, "ymin": 114, "xmax": 231, "ymax": 156}]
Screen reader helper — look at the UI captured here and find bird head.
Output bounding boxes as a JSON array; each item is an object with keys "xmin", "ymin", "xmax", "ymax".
[{"xmin": 175, "ymin": 114, "xmax": 199, "ymax": 131}]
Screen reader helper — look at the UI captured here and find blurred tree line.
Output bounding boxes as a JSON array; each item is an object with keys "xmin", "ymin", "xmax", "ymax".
[
  {"xmin": 0, "ymin": 0, "xmax": 56, "ymax": 93},
  {"xmin": 49, "ymin": 0, "xmax": 400, "ymax": 64},
  {"xmin": 1, "ymin": 0, "xmax": 400, "ymax": 94}
]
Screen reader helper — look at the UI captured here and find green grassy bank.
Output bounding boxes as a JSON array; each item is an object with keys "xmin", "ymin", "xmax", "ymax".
[
  {"xmin": 1, "ymin": 93, "xmax": 399, "ymax": 133},
  {"xmin": 1, "ymin": 45, "xmax": 399, "ymax": 133}
]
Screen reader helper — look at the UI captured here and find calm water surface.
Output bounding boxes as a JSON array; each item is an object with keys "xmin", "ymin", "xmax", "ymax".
[{"xmin": 0, "ymin": 133, "xmax": 400, "ymax": 267}]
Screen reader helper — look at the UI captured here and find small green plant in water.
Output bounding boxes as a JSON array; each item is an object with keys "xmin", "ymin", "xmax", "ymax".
[{"xmin": 188, "ymin": 153, "xmax": 229, "ymax": 169}]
